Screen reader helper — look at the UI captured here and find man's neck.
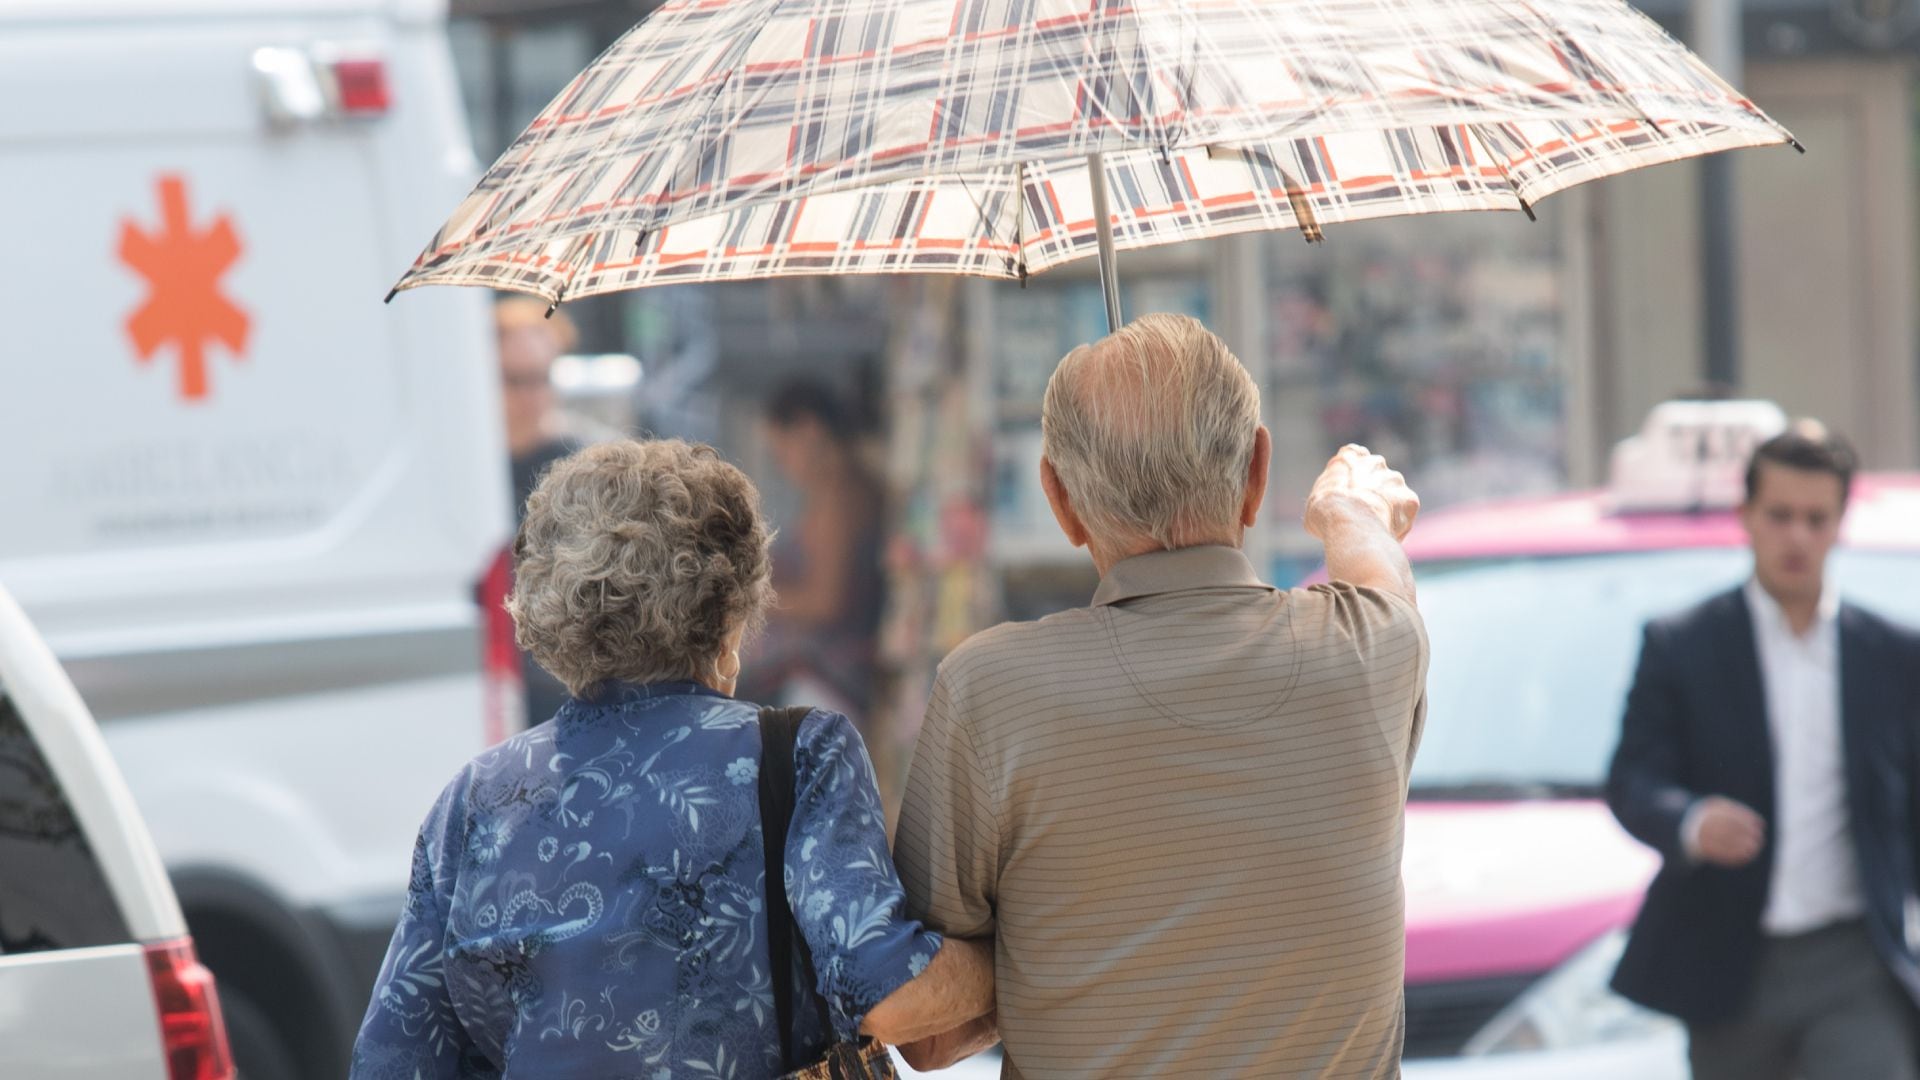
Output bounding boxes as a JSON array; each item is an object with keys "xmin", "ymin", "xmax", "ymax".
[
  {"xmin": 1089, "ymin": 533, "xmax": 1242, "ymax": 576},
  {"xmin": 1755, "ymin": 577, "xmax": 1826, "ymax": 638},
  {"xmin": 1781, "ymin": 600, "xmax": 1820, "ymax": 638}
]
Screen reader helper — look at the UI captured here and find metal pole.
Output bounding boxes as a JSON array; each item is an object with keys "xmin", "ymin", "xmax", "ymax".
[
  {"xmin": 1694, "ymin": 0, "xmax": 1742, "ymax": 390},
  {"xmin": 1087, "ymin": 152, "xmax": 1124, "ymax": 331}
]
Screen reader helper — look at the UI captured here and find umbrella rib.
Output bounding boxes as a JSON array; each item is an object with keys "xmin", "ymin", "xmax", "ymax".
[
  {"xmin": 1285, "ymin": 186, "xmax": 1324, "ymax": 244},
  {"xmin": 1467, "ymin": 125, "xmax": 1537, "ymax": 222},
  {"xmin": 1515, "ymin": 0, "xmax": 1663, "ymax": 133},
  {"xmin": 1207, "ymin": 143, "xmax": 1322, "ymax": 243},
  {"xmin": 952, "ymin": 170, "xmax": 1023, "ymax": 280},
  {"xmin": 619, "ymin": 0, "xmax": 783, "ymax": 238},
  {"xmin": 547, "ymin": 230, "xmax": 599, "ymax": 311},
  {"xmin": 1014, "ymin": 162, "xmax": 1027, "ymax": 285},
  {"xmin": 1074, "ymin": 0, "xmax": 1152, "ymax": 151},
  {"xmin": 1521, "ymin": 0, "xmax": 1791, "ymax": 155}
]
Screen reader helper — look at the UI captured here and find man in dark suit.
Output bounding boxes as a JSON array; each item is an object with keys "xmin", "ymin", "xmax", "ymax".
[{"xmin": 1608, "ymin": 422, "xmax": 1920, "ymax": 1080}]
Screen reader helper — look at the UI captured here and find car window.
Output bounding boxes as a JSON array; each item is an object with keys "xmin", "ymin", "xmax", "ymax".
[
  {"xmin": 1407, "ymin": 549, "xmax": 1920, "ymax": 797},
  {"xmin": 0, "ymin": 686, "xmax": 131, "ymax": 954}
]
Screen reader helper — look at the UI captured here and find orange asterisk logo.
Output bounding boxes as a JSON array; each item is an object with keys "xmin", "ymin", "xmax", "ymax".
[{"xmin": 119, "ymin": 175, "xmax": 251, "ymax": 401}]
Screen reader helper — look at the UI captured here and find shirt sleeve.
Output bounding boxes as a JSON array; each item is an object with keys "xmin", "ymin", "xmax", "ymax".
[
  {"xmin": 892, "ymin": 658, "xmax": 1000, "ymax": 940},
  {"xmin": 1303, "ymin": 582, "xmax": 1431, "ymax": 772},
  {"xmin": 350, "ymin": 773, "xmax": 487, "ymax": 1080},
  {"xmin": 785, "ymin": 709, "xmax": 945, "ymax": 1041}
]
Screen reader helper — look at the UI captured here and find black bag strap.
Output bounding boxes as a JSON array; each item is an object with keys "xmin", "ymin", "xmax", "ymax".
[{"xmin": 758, "ymin": 705, "xmax": 834, "ymax": 1069}]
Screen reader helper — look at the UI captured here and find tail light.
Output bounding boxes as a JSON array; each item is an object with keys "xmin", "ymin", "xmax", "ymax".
[
  {"xmin": 327, "ymin": 57, "xmax": 392, "ymax": 116},
  {"xmin": 144, "ymin": 938, "xmax": 235, "ymax": 1080},
  {"xmin": 478, "ymin": 545, "xmax": 524, "ymax": 745}
]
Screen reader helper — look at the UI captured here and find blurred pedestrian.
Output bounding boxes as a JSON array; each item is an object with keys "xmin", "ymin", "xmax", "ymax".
[
  {"xmin": 351, "ymin": 439, "xmax": 992, "ymax": 1080},
  {"xmin": 740, "ymin": 379, "xmax": 887, "ymax": 724},
  {"xmin": 495, "ymin": 297, "xmax": 579, "ymax": 726},
  {"xmin": 1607, "ymin": 422, "xmax": 1920, "ymax": 1080},
  {"xmin": 892, "ymin": 314, "xmax": 1429, "ymax": 1075},
  {"xmin": 497, "ymin": 297, "xmax": 580, "ymax": 517}
]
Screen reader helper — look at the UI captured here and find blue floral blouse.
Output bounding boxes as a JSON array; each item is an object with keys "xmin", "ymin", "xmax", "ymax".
[{"xmin": 350, "ymin": 682, "xmax": 942, "ymax": 1080}]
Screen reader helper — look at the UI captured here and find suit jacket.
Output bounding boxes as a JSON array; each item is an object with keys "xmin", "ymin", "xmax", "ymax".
[{"xmin": 1607, "ymin": 586, "xmax": 1920, "ymax": 1025}]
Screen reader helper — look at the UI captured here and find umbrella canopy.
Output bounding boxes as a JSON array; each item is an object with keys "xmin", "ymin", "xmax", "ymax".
[{"xmin": 392, "ymin": 0, "xmax": 1793, "ymax": 305}]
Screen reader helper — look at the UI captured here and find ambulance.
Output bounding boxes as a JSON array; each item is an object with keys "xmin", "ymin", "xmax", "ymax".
[{"xmin": 0, "ymin": 2, "xmax": 514, "ymax": 1076}]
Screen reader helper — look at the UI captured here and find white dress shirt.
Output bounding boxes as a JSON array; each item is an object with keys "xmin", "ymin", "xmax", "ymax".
[{"xmin": 1683, "ymin": 579, "xmax": 1864, "ymax": 935}]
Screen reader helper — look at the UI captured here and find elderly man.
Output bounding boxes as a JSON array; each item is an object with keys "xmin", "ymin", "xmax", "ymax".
[{"xmin": 894, "ymin": 313, "xmax": 1429, "ymax": 1077}]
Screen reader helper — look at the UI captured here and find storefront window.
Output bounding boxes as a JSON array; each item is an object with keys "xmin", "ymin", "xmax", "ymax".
[{"xmin": 1263, "ymin": 212, "xmax": 1569, "ymax": 514}]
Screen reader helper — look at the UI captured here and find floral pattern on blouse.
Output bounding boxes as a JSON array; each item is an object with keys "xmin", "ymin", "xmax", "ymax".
[{"xmin": 350, "ymin": 682, "xmax": 940, "ymax": 1080}]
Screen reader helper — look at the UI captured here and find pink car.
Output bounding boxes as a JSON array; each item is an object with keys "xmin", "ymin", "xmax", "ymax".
[{"xmin": 1386, "ymin": 468, "xmax": 1920, "ymax": 1077}]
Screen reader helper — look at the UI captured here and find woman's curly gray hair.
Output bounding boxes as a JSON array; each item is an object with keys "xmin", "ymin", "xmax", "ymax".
[{"xmin": 507, "ymin": 439, "xmax": 774, "ymax": 696}]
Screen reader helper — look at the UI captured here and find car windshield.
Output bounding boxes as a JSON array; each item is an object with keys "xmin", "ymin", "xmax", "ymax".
[{"xmin": 1407, "ymin": 548, "xmax": 1920, "ymax": 799}]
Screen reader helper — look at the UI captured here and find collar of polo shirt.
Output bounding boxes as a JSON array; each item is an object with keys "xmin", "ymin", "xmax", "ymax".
[{"xmin": 1091, "ymin": 545, "xmax": 1274, "ymax": 606}]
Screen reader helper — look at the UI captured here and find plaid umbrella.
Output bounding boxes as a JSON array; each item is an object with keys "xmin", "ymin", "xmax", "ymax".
[{"xmin": 391, "ymin": 0, "xmax": 1794, "ymax": 326}]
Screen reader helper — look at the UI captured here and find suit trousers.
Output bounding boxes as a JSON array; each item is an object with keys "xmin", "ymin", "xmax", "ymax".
[{"xmin": 1688, "ymin": 920, "xmax": 1918, "ymax": 1080}]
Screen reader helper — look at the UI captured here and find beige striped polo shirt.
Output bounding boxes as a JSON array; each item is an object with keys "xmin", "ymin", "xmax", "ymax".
[{"xmin": 895, "ymin": 545, "xmax": 1428, "ymax": 1078}]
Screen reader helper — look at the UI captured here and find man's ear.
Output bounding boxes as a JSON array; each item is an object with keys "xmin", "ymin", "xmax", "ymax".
[
  {"xmin": 1240, "ymin": 426, "xmax": 1272, "ymax": 528},
  {"xmin": 1041, "ymin": 457, "xmax": 1091, "ymax": 549}
]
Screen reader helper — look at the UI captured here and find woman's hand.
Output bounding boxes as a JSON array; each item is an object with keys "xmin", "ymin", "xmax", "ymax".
[{"xmin": 898, "ymin": 1011, "xmax": 1000, "ymax": 1071}]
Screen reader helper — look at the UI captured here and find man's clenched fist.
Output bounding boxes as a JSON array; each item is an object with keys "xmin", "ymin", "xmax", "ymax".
[
  {"xmin": 1304, "ymin": 445, "xmax": 1420, "ymax": 542},
  {"xmin": 1689, "ymin": 796, "xmax": 1767, "ymax": 868}
]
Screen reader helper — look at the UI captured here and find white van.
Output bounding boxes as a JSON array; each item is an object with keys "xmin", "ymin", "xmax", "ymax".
[{"xmin": 0, "ymin": 2, "xmax": 516, "ymax": 1076}]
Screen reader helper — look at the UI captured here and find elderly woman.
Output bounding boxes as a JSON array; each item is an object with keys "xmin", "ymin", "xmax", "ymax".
[{"xmin": 350, "ymin": 439, "xmax": 993, "ymax": 1079}]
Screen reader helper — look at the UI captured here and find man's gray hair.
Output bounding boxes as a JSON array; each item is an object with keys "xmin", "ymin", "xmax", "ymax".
[
  {"xmin": 1042, "ymin": 313, "xmax": 1262, "ymax": 550},
  {"xmin": 508, "ymin": 439, "xmax": 774, "ymax": 696}
]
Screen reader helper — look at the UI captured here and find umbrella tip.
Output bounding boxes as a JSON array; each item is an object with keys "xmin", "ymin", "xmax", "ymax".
[
  {"xmin": 545, "ymin": 299, "xmax": 562, "ymax": 319},
  {"xmin": 1789, "ymin": 137, "xmax": 1807, "ymax": 155},
  {"xmin": 1519, "ymin": 197, "xmax": 1537, "ymax": 223},
  {"xmin": 383, "ymin": 286, "xmax": 399, "ymax": 305}
]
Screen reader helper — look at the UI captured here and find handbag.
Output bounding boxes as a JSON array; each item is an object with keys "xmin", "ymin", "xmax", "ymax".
[{"xmin": 757, "ymin": 706, "xmax": 900, "ymax": 1080}]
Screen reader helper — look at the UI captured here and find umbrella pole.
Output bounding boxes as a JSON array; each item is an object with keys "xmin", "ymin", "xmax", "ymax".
[{"xmin": 1086, "ymin": 152, "xmax": 1123, "ymax": 332}]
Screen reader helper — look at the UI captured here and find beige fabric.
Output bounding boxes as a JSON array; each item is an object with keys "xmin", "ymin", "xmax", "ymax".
[{"xmin": 895, "ymin": 546, "xmax": 1428, "ymax": 1079}]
